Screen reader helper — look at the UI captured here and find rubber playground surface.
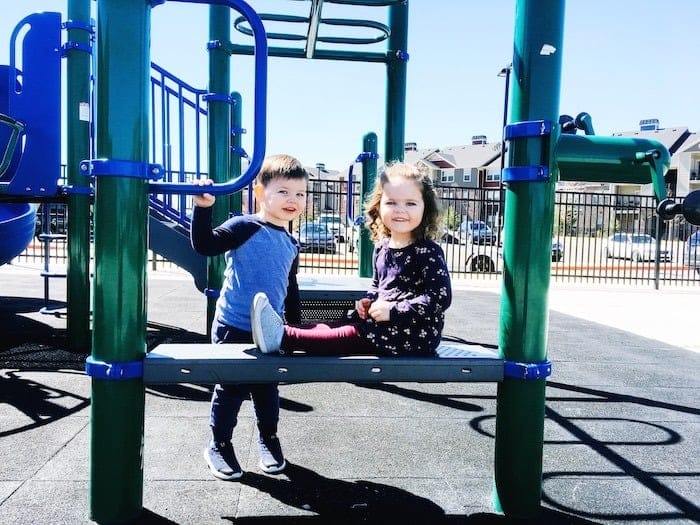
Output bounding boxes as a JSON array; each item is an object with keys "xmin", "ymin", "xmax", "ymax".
[{"xmin": 1, "ymin": 263, "xmax": 698, "ymax": 524}]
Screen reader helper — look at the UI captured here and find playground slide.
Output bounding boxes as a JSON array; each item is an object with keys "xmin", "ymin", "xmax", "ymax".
[
  {"xmin": 0, "ymin": 202, "xmax": 36, "ymax": 266},
  {"xmin": 148, "ymin": 209, "xmax": 207, "ymax": 291}
]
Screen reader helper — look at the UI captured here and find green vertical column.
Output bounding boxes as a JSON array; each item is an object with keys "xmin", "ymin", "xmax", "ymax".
[
  {"xmin": 89, "ymin": 0, "xmax": 150, "ymax": 521},
  {"xmin": 229, "ymin": 91, "xmax": 243, "ymax": 214},
  {"xmin": 66, "ymin": 0, "xmax": 92, "ymax": 352},
  {"xmin": 358, "ymin": 133, "xmax": 377, "ymax": 278},
  {"xmin": 384, "ymin": 2, "xmax": 408, "ymax": 163},
  {"xmin": 204, "ymin": 6, "xmax": 232, "ymax": 335},
  {"xmin": 492, "ymin": 0, "xmax": 565, "ymax": 517}
]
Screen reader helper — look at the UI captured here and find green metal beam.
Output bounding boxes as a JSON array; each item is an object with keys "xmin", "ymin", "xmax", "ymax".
[
  {"xmin": 205, "ymin": 5, "xmax": 233, "ymax": 335},
  {"xmin": 66, "ymin": 0, "xmax": 92, "ymax": 353},
  {"xmin": 89, "ymin": 0, "xmax": 150, "ymax": 521},
  {"xmin": 493, "ymin": 0, "xmax": 565, "ymax": 518},
  {"xmin": 358, "ymin": 132, "xmax": 377, "ymax": 278},
  {"xmin": 384, "ymin": 1, "xmax": 408, "ymax": 163}
]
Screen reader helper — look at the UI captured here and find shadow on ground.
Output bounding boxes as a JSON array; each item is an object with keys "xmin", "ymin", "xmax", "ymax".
[{"xmin": 0, "ymin": 295, "xmax": 206, "ymax": 370}]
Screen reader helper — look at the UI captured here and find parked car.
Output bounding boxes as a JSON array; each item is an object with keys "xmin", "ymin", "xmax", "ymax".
[
  {"xmin": 458, "ymin": 220, "xmax": 496, "ymax": 245},
  {"xmin": 317, "ymin": 213, "xmax": 345, "ymax": 242},
  {"xmin": 499, "ymin": 230, "xmax": 564, "ymax": 263},
  {"xmin": 684, "ymin": 231, "xmax": 700, "ymax": 274},
  {"xmin": 551, "ymin": 238, "xmax": 564, "ymax": 262},
  {"xmin": 295, "ymin": 222, "xmax": 336, "ymax": 254},
  {"xmin": 440, "ymin": 225, "xmax": 461, "ymax": 244},
  {"xmin": 603, "ymin": 233, "xmax": 671, "ymax": 262}
]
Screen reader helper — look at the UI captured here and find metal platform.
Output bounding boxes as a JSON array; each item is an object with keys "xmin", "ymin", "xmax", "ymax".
[{"xmin": 143, "ymin": 342, "xmax": 504, "ymax": 384}]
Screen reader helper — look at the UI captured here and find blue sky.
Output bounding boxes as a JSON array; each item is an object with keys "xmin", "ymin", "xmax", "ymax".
[{"xmin": 2, "ymin": 1, "xmax": 699, "ymax": 170}]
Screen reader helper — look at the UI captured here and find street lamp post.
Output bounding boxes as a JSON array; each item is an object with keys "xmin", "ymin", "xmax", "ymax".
[
  {"xmin": 497, "ymin": 63, "xmax": 512, "ymax": 238},
  {"xmin": 498, "ymin": 64, "xmax": 512, "ymax": 174}
]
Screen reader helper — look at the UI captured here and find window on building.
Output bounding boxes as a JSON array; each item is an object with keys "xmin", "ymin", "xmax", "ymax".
[
  {"xmin": 485, "ymin": 169, "xmax": 501, "ymax": 182},
  {"xmin": 440, "ymin": 169, "xmax": 455, "ymax": 183}
]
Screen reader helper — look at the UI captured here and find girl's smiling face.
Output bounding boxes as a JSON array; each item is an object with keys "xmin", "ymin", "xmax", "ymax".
[{"xmin": 378, "ymin": 175, "xmax": 424, "ymax": 246}]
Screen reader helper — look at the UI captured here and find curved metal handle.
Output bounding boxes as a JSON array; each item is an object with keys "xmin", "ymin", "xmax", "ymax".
[
  {"xmin": 149, "ymin": 0, "xmax": 267, "ymax": 195},
  {"xmin": 0, "ymin": 113, "xmax": 25, "ymax": 177}
]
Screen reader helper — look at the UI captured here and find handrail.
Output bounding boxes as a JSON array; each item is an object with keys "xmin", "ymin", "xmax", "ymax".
[
  {"xmin": 149, "ymin": 0, "xmax": 267, "ymax": 196},
  {"xmin": 0, "ymin": 113, "xmax": 24, "ymax": 178}
]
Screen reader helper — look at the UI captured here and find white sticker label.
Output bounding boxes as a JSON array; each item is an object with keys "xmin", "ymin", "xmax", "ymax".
[{"xmin": 79, "ymin": 102, "xmax": 90, "ymax": 122}]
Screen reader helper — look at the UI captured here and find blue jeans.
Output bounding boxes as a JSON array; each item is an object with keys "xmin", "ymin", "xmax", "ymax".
[{"xmin": 208, "ymin": 318, "xmax": 280, "ymax": 442}]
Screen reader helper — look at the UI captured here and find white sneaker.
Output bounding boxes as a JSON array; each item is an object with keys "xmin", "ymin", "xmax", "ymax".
[{"xmin": 251, "ymin": 292, "xmax": 284, "ymax": 354}]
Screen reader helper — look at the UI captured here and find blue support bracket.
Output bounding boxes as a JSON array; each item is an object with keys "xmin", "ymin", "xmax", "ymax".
[
  {"xmin": 85, "ymin": 356, "xmax": 143, "ymax": 381},
  {"xmin": 354, "ymin": 152, "xmax": 380, "ymax": 163},
  {"xmin": 231, "ymin": 146, "xmax": 249, "ymax": 158},
  {"xmin": 81, "ymin": 159, "xmax": 164, "ymax": 180},
  {"xmin": 61, "ymin": 41, "xmax": 92, "ymax": 57},
  {"xmin": 503, "ymin": 119, "xmax": 553, "ymax": 183},
  {"xmin": 61, "ymin": 20, "xmax": 94, "ymax": 57},
  {"xmin": 204, "ymin": 288, "xmax": 221, "ymax": 298},
  {"xmin": 503, "ymin": 359, "xmax": 552, "ymax": 380},
  {"xmin": 203, "ymin": 93, "xmax": 234, "ymax": 104},
  {"xmin": 505, "ymin": 119, "xmax": 552, "ymax": 140},
  {"xmin": 60, "ymin": 185, "xmax": 94, "ymax": 196},
  {"xmin": 502, "ymin": 166, "xmax": 549, "ymax": 182}
]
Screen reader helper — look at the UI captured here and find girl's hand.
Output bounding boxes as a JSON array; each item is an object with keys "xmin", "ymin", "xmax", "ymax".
[
  {"xmin": 356, "ymin": 298, "xmax": 372, "ymax": 319},
  {"xmin": 192, "ymin": 178, "xmax": 215, "ymax": 208},
  {"xmin": 368, "ymin": 300, "xmax": 393, "ymax": 322}
]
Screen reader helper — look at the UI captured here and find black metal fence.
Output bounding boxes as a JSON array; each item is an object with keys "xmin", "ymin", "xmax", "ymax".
[{"xmin": 14, "ymin": 181, "xmax": 700, "ymax": 287}]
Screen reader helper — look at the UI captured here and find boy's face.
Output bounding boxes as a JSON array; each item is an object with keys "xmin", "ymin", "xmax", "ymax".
[{"xmin": 255, "ymin": 177, "xmax": 307, "ymax": 227}]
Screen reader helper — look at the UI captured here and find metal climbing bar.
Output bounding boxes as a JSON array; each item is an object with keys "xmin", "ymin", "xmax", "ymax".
[{"xmin": 148, "ymin": 0, "xmax": 268, "ymax": 196}]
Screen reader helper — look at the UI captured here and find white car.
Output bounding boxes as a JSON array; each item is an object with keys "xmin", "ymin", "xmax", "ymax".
[
  {"xmin": 317, "ymin": 214, "xmax": 345, "ymax": 243},
  {"xmin": 684, "ymin": 231, "xmax": 700, "ymax": 274},
  {"xmin": 603, "ymin": 233, "xmax": 671, "ymax": 262}
]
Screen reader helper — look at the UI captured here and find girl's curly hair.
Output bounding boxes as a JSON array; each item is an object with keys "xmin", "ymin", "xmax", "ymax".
[{"xmin": 363, "ymin": 162, "xmax": 442, "ymax": 242}]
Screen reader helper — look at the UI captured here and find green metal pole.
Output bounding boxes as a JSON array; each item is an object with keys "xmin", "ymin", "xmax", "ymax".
[
  {"xmin": 204, "ymin": 6, "xmax": 231, "ymax": 336},
  {"xmin": 358, "ymin": 132, "xmax": 377, "ymax": 278},
  {"xmin": 230, "ymin": 91, "xmax": 243, "ymax": 214},
  {"xmin": 493, "ymin": 0, "xmax": 565, "ymax": 517},
  {"xmin": 66, "ymin": 0, "xmax": 92, "ymax": 353},
  {"xmin": 89, "ymin": 0, "xmax": 150, "ymax": 521},
  {"xmin": 384, "ymin": 1, "xmax": 408, "ymax": 163}
]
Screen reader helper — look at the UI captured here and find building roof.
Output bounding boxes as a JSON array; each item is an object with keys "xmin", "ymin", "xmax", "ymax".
[
  {"xmin": 424, "ymin": 143, "xmax": 502, "ymax": 170},
  {"xmin": 612, "ymin": 126, "xmax": 691, "ymax": 155}
]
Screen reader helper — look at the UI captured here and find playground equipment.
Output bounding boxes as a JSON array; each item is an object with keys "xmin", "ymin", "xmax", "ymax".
[
  {"xmin": 0, "ymin": 12, "xmax": 62, "ymax": 265},
  {"xmin": 4, "ymin": 0, "xmax": 700, "ymax": 523}
]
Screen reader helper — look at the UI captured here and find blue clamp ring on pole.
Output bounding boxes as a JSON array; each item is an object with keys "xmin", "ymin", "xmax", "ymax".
[
  {"xmin": 81, "ymin": 159, "xmax": 164, "ymax": 180},
  {"xmin": 502, "ymin": 166, "xmax": 550, "ymax": 183},
  {"xmin": 503, "ymin": 360, "xmax": 552, "ymax": 380},
  {"xmin": 230, "ymin": 126, "xmax": 247, "ymax": 135},
  {"xmin": 505, "ymin": 120, "xmax": 552, "ymax": 140},
  {"xmin": 61, "ymin": 41, "xmax": 92, "ymax": 57},
  {"xmin": 355, "ymin": 152, "xmax": 380, "ymax": 163},
  {"xmin": 204, "ymin": 288, "xmax": 221, "ymax": 298},
  {"xmin": 203, "ymin": 93, "xmax": 234, "ymax": 104},
  {"xmin": 85, "ymin": 356, "xmax": 143, "ymax": 381},
  {"xmin": 62, "ymin": 20, "xmax": 95, "ymax": 33}
]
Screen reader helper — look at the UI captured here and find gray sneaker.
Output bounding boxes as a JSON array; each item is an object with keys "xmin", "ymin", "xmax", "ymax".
[
  {"xmin": 251, "ymin": 292, "xmax": 284, "ymax": 354},
  {"xmin": 258, "ymin": 433, "xmax": 286, "ymax": 474},
  {"xmin": 203, "ymin": 440, "xmax": 243, "ymax": 480}
]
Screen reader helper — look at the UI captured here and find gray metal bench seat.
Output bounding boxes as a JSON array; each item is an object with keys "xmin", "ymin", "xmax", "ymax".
[{"xmin": 143, "ymin": 342, "xmax": 504, "ymax": 384}]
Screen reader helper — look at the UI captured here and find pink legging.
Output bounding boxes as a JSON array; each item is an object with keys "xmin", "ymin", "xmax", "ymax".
[{"xmin": 281, "ymin": 320, "xmax": 378, "ymax": 355}]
